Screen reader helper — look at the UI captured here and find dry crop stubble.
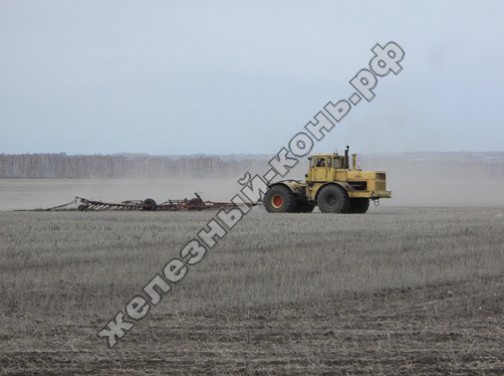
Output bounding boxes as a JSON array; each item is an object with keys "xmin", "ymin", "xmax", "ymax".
[{"xmin": 0, "ymin": 206, "xmax": 503, "ymax": 375}]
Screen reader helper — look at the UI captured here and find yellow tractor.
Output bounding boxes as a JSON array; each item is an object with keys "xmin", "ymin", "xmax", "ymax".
[{"xmin": 264, "ymin": 146, "xmax": 391, "ymax": 213}]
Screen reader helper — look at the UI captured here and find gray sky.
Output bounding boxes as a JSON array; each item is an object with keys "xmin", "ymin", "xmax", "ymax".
[{"xmin": 0, "ymin": 1, "xmax": 503, "ymax": 155}]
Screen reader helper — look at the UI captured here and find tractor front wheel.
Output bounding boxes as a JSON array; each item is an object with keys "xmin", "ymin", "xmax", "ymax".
[
  {"xmin": 263, "ymin": 185, "xmax": 298, "ymax": 213},
  {"xmin": 317, "ymin": 185, "xmax": 350, "ymax": 213}
]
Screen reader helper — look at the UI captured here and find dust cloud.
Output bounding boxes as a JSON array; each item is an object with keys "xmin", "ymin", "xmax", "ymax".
[
  {"xmin": 0, "ymin": 178, "xmax": 241, "ymax": 211},
  {"xmin": 280, "ymin": 153, "xmax": 504, "ymax": 208},
  {"xmin": 0, "ymin": 152, "xmax": 503, "ymax": 210}
]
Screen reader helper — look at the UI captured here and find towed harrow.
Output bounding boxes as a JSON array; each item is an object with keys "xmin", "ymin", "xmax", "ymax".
[{"xmin": 37, "ymin": 193, "xmax": 255, "ymax": 212}]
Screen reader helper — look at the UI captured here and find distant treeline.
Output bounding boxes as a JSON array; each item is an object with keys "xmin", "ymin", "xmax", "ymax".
[
  {"xmin": 0, "ymin": 154, "xmax": 266, "ymax": 178},
  {"xmin": 1, "ymin": 153, "xmax": 503, "ymax": 180}
]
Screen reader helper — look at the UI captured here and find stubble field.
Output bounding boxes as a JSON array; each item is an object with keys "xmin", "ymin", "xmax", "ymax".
[{"xmin": 1, "ymin": 206, "xmax": 504, "ymax": 375}]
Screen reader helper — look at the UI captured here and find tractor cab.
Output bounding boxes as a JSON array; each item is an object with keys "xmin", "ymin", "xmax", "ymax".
[{"xmin": 306, "ymin": 146, "xmax": 351, "ymax": 183}]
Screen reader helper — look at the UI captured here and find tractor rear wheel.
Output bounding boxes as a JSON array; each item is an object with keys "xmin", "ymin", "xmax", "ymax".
[
  {"xmin": 317, "ymin": 185, "xmax": 350, "ymax": 213},
  {"xmin": 264, "ymin": 185, "xmax": 298, "ymax": 213},
  {"xmin": 348, "ymin": 198, "xmax": 370, "ymax": 213}
]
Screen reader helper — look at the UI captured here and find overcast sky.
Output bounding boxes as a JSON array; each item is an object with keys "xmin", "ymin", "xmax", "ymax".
[{"xmin": 0, "ymin": 1, "xmax": 502, "ymax": 155}]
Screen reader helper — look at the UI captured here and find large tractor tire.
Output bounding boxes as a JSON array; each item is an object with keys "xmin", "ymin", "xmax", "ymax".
[
  {"xmin": 317, "ymin": 184, "xmax": 350, "ymax": 213},
  {"xmin": 296, "ymin": 201, "xmax": 316, "ymax": 213},
  {"xmin": 348, "ymin": 198, "xmax": 370, "ymax": 213},
  {"xmin": 264, "ymin": 185, "xmax": 298, "ymax": 213}
]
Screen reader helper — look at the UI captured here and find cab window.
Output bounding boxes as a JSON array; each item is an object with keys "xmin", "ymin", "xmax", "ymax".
[
  {"xmin": 315, "ymin": 158, "xmax": 326, "ymax": 167},
  {"xmin": 333, "ymin": 157, "xmax": 343, "ymax": 168}
]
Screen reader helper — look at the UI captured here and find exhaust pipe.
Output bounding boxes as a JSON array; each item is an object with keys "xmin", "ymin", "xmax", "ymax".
[{"xmin": 344, "ymin": 145, "xmax": 350, "ymax": 169}]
